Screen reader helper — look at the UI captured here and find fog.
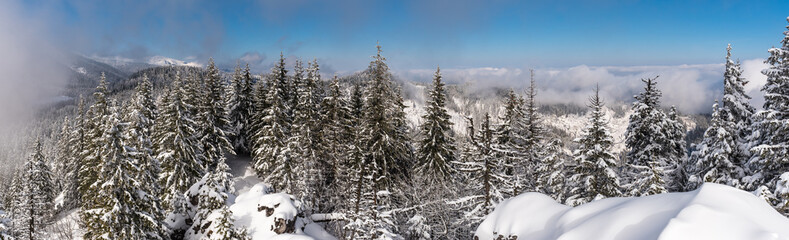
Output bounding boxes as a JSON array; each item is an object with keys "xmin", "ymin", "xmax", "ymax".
[
  {"xmin": 0, "ymin": 1, "xmax": 69, "ymax": 170},
  {"xmin": 396, "ymin": 60, "xmax": 770, "ymax": 114}
]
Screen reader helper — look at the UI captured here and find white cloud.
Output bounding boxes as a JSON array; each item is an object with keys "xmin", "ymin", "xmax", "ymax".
[
  {"xmin": 396, "ymin": 63, "xmax": 770, "ymax": 114},
  {"xmin": 740, "ymin": 58, "xmax": 769, "ymax": 108}
]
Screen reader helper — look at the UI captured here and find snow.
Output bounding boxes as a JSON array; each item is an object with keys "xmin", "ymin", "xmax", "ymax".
[
  {"xmin": 229, "ymin": 184, "xmax": 335, "ymax": 240},
  {"xmin": 227, "ymin": 154, "xmax": 335, "ymax": 240},
  {"xmin": 476, "ymin": 183, "xmax": 789, "ymax": 240},
  {"xmin": 148, "ymin": 56, "xmax": 203, "ymax": 68}
]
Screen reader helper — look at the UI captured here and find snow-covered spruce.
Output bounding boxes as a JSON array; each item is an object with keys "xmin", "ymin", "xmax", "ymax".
[{"xmin": 567, "ymin": 87, "xmax": 621, "ymax": 206}]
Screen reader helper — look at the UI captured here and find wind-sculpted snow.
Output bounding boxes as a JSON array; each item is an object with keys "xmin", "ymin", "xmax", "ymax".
[{"xmin": 476, "ymin": 183, "xmax": 789, "ymax": 240}]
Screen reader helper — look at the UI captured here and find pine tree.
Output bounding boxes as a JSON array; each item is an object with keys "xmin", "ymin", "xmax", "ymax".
[
  {"xmin": 80, "ymin": 73, "xmax": 110, "ymax": 212},
  {"xmin": 84, "ymin": 102, "xmax": 163, "ymax": 239},
  {"xmin": 185, "ymin": 155, "xmax": 246, "ymax": 240},
  {"xmin": 364, "ymin": 44, "xmax": 412, "ymax": 189},
  {"xmin": 624, "ymin": 76, "xmax": 672, "ymax": 196},
  {"xmin": 319, "ymin": 75, "xmax": 354, "ymax": 212},
  {"xmin": 66, "ymin": 95, "xmax": 87, "ymax": 209},
  {"xmin": 125, "ymin": 75, "xmax": 167, "ymax": 239},
  {"xmin": 721, "ymin": 44, "xmax": 755, "ymax": 162},
  {"xmin": 343, "ymin": 83, "xmax": 372, "ymax": 240},
  {"xmin": 452, "ymin": 114, "xmax": 506, "ymax": 232},
  {"xmin": 56, "ymin": 116, "xmax": 80, "ymax": 210},
  {"xmin": 747, "ymin": 18, "xmax": 789, "ymax": 211},
  {"xmin": 15, "ymin": 140, "xmax": 55, "ymax": 240},
  {"xmin": 290, "ymin": 59, "xmax": 325, "ymax": 211},
  {"xmin": 536, "ymin": 139, "xmax": 567, "ymax": 202},
  {"xmin": 252, "ymin": 58, "xmax": 296, "ymax": 193},
  {"xmin": 665, "ymin": 106, "xmax": 688, "ymax": 192},
  {"xmin": 689, "ymin": 101, "xmax": 742, "ymax": 188},
  {"xmin": 155, "ymin": 73, "xmax": 204, "ymax": 211},
  {"xmin": 347, "ymin": 44, "xmax": 409, "ymax": 240},
  {"xmin": 567, "ymin": 88, "xmax": 621, "ymax": 205},
  {"xmin": 416, "ymin": 67, "xmax": 456, "ymax": 183},
  {"xmin": 495, "ymin": 89, "xmax": 525, "ymax": 179},
  {"xmin": 200, "ymin": 58, "xmax": 234, "ymax": 171},
  {"xmin": 226, "ymin": 63, "xmax": 254, "ymax": 154}
]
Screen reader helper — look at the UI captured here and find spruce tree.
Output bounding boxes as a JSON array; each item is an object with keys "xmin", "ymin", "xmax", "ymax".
[
  {"xmin": 185, "ymin": 155, "xmax": 246, "ymax": 239},
  {"xmin": 80, "ymin": 73, "xmax": 110, "ymax": 211},
  {"xmin": 57, "ymin": 116, "xmax": 79, "ymax": 209},
  {"xmin": 252, "ymin": 58, "xmax": 296, "ymax": 193},
  {"xmin": 721, "ymin": 44, "xmax": 755, "ymax": 156},
  {"xmin": 747, "ymin": 18, "xmax": 789, "ymax": 210},
  {"xmin": 290, "ymin": 59, "xmax": 324, "ymax": 211},
  {"xmin": 125, "ymin": 75, "xmax": 167, "ymax": 239},
  {"xmin": 689, "ymin": 101, "xmax": 742, "ymax": 188},
  {"xmin": 319, "ymin": 75, "xmax": 353, "ymax": 207},
  {"xmin": 568, "ymin": 88, "xmax": 621, "ymax": 205},
  {"xmin": 666, "ymin": 106, "xmax": 689, "ymax": 192},
  {"xmin": 536, "ymin": 139, "xmax": 567, "ymax": 202},
  {"xmin": 226, "ymin": 63, "xmax": 254, "ymax": 154},
  {"xmin": 200, "ymin": 58, "xmax": 234, "ymax": 171},
  {"xmin": 67, "ymin": 95, "xmax": 87, "ymax": 209},
  {"xmin": 155, "ymin": 73, "xmax": 204, "ymax": 211},
  {"xmin": 15, "ymin": 140, "xmax": 55, "ymax": 240},
  {"xmin": 624, "ymin": 76, "xmax": 672, "ymax": 196},
  {"xmin": 88, "ymin": 102, "xmax": 164, "ymax": 239},
  {"xmin": 416, "ymin": 67, "xmax": 456, "ymax": 183},
  {"xmin": 363, "ymin": 44, "xmax": 412, "ymax": 189},
  {"xmin": 453, "ymin": 114, "xmax": 506, "ymax": 231}
]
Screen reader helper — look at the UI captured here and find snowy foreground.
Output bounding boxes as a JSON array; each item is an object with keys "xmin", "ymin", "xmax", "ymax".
[{"xmin": 476, "ymin": 183, "xmax": 789, "ymax": 240}]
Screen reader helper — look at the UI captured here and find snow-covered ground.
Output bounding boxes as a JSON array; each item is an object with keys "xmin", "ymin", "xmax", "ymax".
[{"xmin": 476, "ymin": 183, "xmax": 789, "ymax": 240}]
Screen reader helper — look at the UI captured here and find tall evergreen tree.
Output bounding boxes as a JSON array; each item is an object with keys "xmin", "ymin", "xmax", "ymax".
[
  {"xmin": 200, "ymin": 58, "xmax": 234, "ymax": 171},
  {"xmin": 252, "ymin": 58, "xmax": 297, "ymax": 193},
  {"xmin": 155, "ymin": 73, "xmax": 204, "ymax": 210},
  {"xmin": 56, "ymin": 116, "xmax": 79, "ymax": 210},
  {"xmin": 319, "ymin": 75, "xmax": 354, "ymax": 203},
  {"xmin": 80, "ymin": 73, "xmax": 110, "ymax": 211},
  {"xmin": 747, "ymin": 18, "xmax": 789, "ymax": 211},
  {"xmin": 363, "ymin": 44, "xmax": 412, "ymax": 189},
  {"xmin": 291, "ymin": 59, "xmax": 325, "ymax": 211},
  {"xmin": 453, "ymin": 114, "xmax": 506, "ymax": 232},
  {"xmin": 416, "ymin": 67, "xmax": 456, "ymax": 183},
  {"xmin": 226, "ymin": 63, "xmax": 255, "ymax": 154},
  {"xmin": 15, "ymin": 140, "xmax": 55, "ymax": 240},
  {"xmin": 721, "ymin": 44, "xmax": 755, "ymax": 155},
  {"xmin": 689, "ymin": 101, "xmax": 742, "ymax": 188},
  {"xmin": 624, "ymin": 76, "xmax": 671, "ymax": 196},
  {"xmin": 567, "ymin": 88, "xmax": 621, "ymax": 205},
  {"xmin": 87, "ymin": 103, "xmax": 164, "ymax": 239},
  {"xmin": 666, "ymin": 106, "xmax": 689, "ymax": 192},
  {"xmin": 125, "ymin": 75, "xmax": 167, "ymax": 239}
]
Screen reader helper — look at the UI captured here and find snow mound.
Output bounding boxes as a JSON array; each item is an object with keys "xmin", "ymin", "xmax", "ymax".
[
  {"xmin": 476, "ymin": 183, "xmax": 789, "ymax": 240},
  {"xmin": 230, "ymin": 183, "xmax": 335, "ymax": 240}
]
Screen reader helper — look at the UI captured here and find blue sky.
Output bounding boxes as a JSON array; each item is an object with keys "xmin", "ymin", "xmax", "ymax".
[
  {"xmin": 15, "ymin": 0, "xmax": 789, "ymax": 72},
  {"xmin": 4, "ymin": 0, "xmax": 788, "ymax": 113}
]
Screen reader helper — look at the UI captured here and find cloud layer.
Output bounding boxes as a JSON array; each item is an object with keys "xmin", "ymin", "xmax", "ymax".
[{"xmin": 397, "ymin": 60, "xmax": 769, "ymax": 113}]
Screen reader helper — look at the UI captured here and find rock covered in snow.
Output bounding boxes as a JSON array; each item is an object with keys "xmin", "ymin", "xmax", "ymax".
[
  {"xmin": 476, "ymin": 183, "xmax": 789, "ymax": 240},
  {"xmin": 229, "ymin": 183, "xmax": 336, "ymax": 240}
]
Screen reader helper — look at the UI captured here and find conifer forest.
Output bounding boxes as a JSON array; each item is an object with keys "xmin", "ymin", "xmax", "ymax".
[{"xmin": 2, "ymin": 1, "xmax": 789, "ymax": 240}]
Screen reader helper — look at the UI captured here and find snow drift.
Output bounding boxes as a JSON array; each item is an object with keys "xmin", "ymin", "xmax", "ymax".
[{"xmin": 475, "ymin": 183, "xmax": 789, "ymax": 240}]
